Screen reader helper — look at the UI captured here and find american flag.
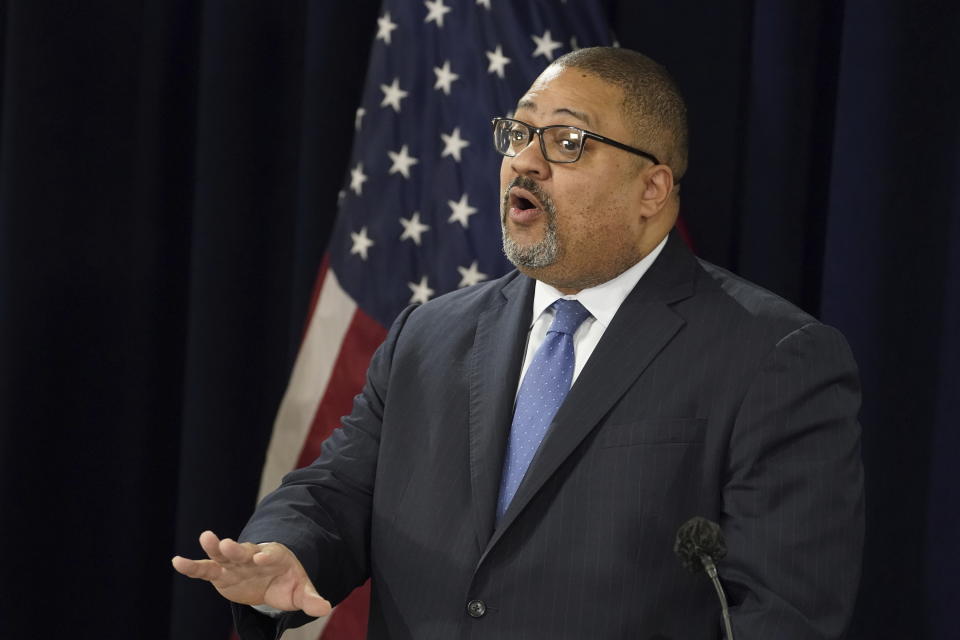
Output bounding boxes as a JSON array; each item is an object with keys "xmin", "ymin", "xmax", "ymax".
[{"xmin": 255, "ymin": 2, "xmax": 613, "ymax": 638}]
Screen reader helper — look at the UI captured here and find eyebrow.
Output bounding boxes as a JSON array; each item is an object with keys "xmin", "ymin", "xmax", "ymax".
[{"xmin": 515, "ymin": 99, "xmax": 594, "ymax": 127}]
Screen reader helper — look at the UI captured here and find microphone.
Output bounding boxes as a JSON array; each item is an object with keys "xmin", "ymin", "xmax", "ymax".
[{"xmin": 674, "ymin": 516, "xmax": 735, "ymax": 640}]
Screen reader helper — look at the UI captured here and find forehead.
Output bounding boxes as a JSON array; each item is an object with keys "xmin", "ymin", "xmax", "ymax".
[{"xmin": 513, "ymin": 66, "xmax": 624, "ymax": 131}]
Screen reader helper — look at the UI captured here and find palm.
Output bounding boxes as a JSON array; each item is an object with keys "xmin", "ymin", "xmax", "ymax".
[{"xmin": 172, "ymin": 530, "xmax": 331, "ymax": 618}]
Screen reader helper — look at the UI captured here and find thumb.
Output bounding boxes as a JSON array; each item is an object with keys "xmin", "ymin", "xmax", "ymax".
[{"xmin": 300, "ymin": 582, "xmax": 332, "ymax": 618}]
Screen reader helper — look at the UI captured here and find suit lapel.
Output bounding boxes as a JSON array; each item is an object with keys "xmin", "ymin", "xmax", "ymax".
[
  {"xmin": 467, "ymin": 273, "xmax": 535, "ymax": 553},
  {"xmin": 480, "ymin": 233, "xmax": 699, "ymax": 559}
]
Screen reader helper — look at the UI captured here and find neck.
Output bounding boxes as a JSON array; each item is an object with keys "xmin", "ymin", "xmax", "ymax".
[{"xmin": 522, "ymin": 228, "xmax": 673, "ymax": 294}]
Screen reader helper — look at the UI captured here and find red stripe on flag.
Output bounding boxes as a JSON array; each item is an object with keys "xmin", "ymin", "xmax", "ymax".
[{"xmin": 296, "ymin": 305, "xmax": 387, "ymax": 469}]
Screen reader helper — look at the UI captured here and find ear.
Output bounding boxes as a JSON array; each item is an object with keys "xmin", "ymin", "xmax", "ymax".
[{"xmin": 638, "ymin": 165, "xmax": 675, "ymax": 218}]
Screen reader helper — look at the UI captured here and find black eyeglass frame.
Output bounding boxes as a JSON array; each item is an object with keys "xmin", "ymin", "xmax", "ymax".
[{"xmin": 491, "ymin": 116, "xmax": 662, "ymax": 166}]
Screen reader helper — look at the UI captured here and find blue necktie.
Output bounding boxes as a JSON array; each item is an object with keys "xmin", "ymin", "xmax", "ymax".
[{"xmin": 497, "ymin": 299, "xmax": 592, "ymax": 521}]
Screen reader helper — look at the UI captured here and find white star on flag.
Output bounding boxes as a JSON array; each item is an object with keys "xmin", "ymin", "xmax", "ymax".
[
  {"xmin": 350, "ymin": 227, "xmax": 375, "ymax": 260},
  {"xmin": 486, "ymin": 45, "xmax": 511, "ymax": 78},
  {"xmin": 440, "ymin": 127, "xmax": 470, "ymax": 162},
  {"xmin": 408, "ymin": 275, "xmax": 435, "ymax": 304},
  {"xmin": 447, "ymin": 193, "xmax": 478, "ymax": 228},
  {"xmin": 355, "ymin": 107, "xmax": 366, "ymax": 130},
  {"xmin": 399, "ymin": 212, "xmax": 430, "ymax": 245},
  {"xmin": 387, "ymin": 145, "xmax": 419, "ymax": 178},
  {"xmin": 457, "ymin": 261, "xmax": 488, "ymax": 287},
  {"xmin": 532, "ymin": 29, "xmax": 562, "ymax": 60},
  {"xmin": 380, "ymin": 77, "xmax": 409, "ymax": 112},
  {"xmin": 433, "ymin": 60, "xmax": 459, "ymax": 95},
  {"xmin": 376, "ymin": 12, "xmax": 398, "ymax": 45},
  {"xmin": 424, "ymin": 0, "xmax": 452, "ymax": 28},
  {"xmin": 476, "ymin": 0, "xmax": 491, "ymax": 9},
  {"xmin": 349, "ymin": 163, "xmax": 368, "ymax": 195}
]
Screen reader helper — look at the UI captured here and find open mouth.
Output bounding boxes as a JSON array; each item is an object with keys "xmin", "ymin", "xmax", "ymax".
[{"xmin": 509, "ymin": 187, "xmax": 543, "ymax": 212}]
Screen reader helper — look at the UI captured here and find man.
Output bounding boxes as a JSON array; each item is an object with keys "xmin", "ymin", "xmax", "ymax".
[{"xmin": 174, "ymin": 47, "xmax": 864, "ymax": 639}]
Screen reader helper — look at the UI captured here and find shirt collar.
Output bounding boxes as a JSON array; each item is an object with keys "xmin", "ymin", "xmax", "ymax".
[{"xmin": 529, "ymin": 234, "xmax": 669, "ymax": 329}]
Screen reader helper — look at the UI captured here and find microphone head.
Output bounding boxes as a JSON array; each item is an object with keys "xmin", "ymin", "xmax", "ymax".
[{"xmin": 674, "ymin": 516, "xmax": 728, "ymax": 573}]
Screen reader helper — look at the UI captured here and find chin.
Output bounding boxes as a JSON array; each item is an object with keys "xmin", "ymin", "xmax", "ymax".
[{"xmin": 501, "ymin": 214, "xmax": 560, "ymax": 271}]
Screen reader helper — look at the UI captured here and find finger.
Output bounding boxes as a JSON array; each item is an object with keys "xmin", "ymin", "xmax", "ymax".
[
  {"xmin": 172, "ymin": 556, "xmax": 224, "ymax": 581},
  {"xmin": 219, "ymin": 537, "xmax": 259, "ymax": 564},
  {"xmin": 251, "ymin": 543, "xmax": 289, "ymax": 566},
  {"xmin": 295, "ymin": 581, "xmax": 332, "ymax": 618},
  {"xmin": 199, "ymin": 530, "xmax": 229, "ymax": 563}
]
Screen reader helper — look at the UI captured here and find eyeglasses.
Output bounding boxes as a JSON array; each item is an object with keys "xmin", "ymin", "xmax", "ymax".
[{"xmin": 491, "ymin": 116, "xmax": 661, "ymax": 165}]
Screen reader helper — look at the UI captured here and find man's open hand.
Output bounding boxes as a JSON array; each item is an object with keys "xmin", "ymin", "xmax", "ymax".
[{"xmin": 171, "ymin": 530, "xmax": 332, "ymax": 618}]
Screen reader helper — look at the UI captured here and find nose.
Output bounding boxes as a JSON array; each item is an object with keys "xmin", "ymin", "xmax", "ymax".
[{"xmin": 507, "ymin": 135, "xmax": 552, "ymax": 181}]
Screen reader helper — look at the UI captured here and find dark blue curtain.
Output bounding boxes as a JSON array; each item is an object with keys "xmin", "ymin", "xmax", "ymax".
[
  {"xmin": 819, "ymin": 3, "xmax": 960, "ymax": 635},
  {"xmin": 0, "ymin": 1, "xmax": 956, "ymax": 638}
]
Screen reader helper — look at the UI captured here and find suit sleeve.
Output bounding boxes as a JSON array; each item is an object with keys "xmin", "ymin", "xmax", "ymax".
[
  {"xmin": 722, "ymin": 322, "xmax": 864, "ymax": 639},
  {"xmin": 232, "ymin": 304, "xmax": 418, "ymax": 639}
]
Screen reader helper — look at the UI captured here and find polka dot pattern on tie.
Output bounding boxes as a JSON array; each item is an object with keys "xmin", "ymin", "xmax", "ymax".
[{"xmin": 496, "ymin": 299, "xmax": 592, "ymax": 521}]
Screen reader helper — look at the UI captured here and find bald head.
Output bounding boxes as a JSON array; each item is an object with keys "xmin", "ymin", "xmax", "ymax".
[{"xmin": 550, "ymin": 47, "xmax": 689, "ymax": 180}]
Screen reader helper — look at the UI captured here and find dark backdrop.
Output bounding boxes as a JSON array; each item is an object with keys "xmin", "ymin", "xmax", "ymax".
[{"xmin": 1, "ymin": 1, "xmax": 957, "ymax": 638}]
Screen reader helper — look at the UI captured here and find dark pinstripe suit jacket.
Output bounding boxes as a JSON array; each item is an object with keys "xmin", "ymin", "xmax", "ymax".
[{"xmin": 235, "ymin": 232, "xmax": 864, "ymax": 639}]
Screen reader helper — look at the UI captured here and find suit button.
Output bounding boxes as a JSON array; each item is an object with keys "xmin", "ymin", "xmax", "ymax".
[{"xmin": 466, "ymin": 599, "xmax": 486, "ymax": 618}]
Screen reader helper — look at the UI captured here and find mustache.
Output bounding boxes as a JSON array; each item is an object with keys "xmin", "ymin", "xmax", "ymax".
[{"xmin": 501, "ymin": 176, "xmax": 554, "ymax": 216}]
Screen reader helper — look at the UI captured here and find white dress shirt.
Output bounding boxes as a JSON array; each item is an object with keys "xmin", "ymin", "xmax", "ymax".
[{"xmin": 516, "ymin": 235, "xmax": 668, "ymax": 395}]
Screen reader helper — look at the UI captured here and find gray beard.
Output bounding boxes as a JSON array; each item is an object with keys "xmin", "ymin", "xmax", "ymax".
[
  {"xmin": 501, "ymin": 218, "xmax": 559, "ymax": 268},
  {"xmin": 500, "ymin": 179, "xmax": 560, "ymax": 269}
]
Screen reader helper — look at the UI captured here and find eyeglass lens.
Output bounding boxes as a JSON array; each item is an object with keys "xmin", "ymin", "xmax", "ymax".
[{"xmin": 494, "ymin": 120, "xmax": 584, "ymax": 162}]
